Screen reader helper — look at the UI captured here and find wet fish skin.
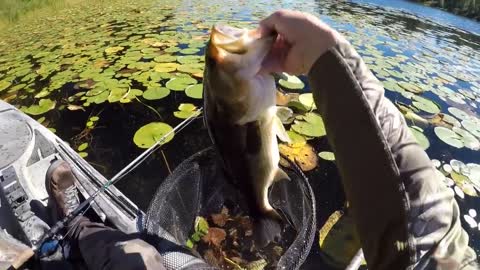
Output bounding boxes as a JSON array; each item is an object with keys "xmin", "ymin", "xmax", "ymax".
[{"xmin": 203, "ymin": 25, "xmax": 289, "ymax": 243}]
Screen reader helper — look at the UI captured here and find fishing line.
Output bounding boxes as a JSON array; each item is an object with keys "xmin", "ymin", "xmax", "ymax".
[{"xmin": 33, "ymin": 108, "xmax": 203, "ymax": 254}]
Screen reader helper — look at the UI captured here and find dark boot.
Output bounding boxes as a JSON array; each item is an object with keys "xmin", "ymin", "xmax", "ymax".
[{"xmin": 46, "ymin": 160, "xmax": 80, "ymax": 222}]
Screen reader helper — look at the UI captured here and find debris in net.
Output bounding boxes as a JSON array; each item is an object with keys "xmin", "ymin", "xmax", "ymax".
[{"xmin": 188, "ymin": 205, "xmax": 288, "ymax": 269}]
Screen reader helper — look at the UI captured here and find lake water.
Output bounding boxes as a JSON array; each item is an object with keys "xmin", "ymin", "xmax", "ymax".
[{"xmin": 0, "ymin": 0, "xmax": 479, "ymax": 268}]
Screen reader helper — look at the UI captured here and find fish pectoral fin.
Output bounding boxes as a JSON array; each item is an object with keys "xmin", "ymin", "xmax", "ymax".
[
  {"xmin": 274, "ymin": 168, "xmax": 290, "ymax": 182},
  {"xmin": 273, "ymin": 114, "xmax": 291, "ymax": 143}
]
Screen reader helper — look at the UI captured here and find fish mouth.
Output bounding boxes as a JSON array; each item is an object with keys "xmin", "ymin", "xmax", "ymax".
[{"xmin": 209, "ymin": 25, "xmax": 273, "ymax": 63}]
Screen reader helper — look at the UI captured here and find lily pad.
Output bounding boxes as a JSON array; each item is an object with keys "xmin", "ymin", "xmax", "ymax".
[
  {"xmin": 448, "ymin": 107, "xmax": 471, "ymax": 121},
  {"xmin": 133, "ymin": 122, "xmax": 174, "ymax": 149},
  {"xmin": 278, "ymin": 73, "xmax": 305, "ymax": 90},
  {"xmin": 461, "ymin": 119, "xmax": 480, "ymax": 138},
  {"xmin": 154, "ymin": 63, "xmax": 179, "ymax": 73},
  {"xmin": 174, "ymin": 103, "xmax": 198, "ymax": 119},
  {"xmin": 279, "ymin": 143, "xmax": 318, "ymax": 171},
  {"xmin": 77, "ymin": 143, "xmax": 89, "ymax": 151},
  {"xmin": 179, "ymin": 48, "xmax": 200, "ymax": 55},
  {"xmin": 143, "ymin": 87, "xmax": 170, "ymax": 100},
  {"xmin": 0, "ymin": 80, "xmax": 11, "ymax": 91},
  {"xmin": 434, "ymin": 127, "xmax": 463, "ymax": 148},
  {"xmin": 105, "ymin": 46, "xmax": 124, "ymax": 54},
  {"xmin": 22, "ymin": 99, "xmax": 56, "ymax": 115},
  {"xmin": 409, "ymin": 126, "xmax": 430, "ymax": 150},
  {"xmin": 399, "ymin": 82, "xmax": 423, "ymax": 94},
  {"xmin": 78, "ymin": 152, "xmax": 88, "ymax": 158},
  {"xmin": 291, "ymin": 112, "xmax": 326, "ymax": 137},
  {"xmin": 412, "ymin": 95, "xmax": 440, "ymax": 114},
  {"xmin": 154, "ymin": 55, "xmax": 177, "ymax": 63},
  {"xmin": 185, "ymin": 84, "xmax": 203, "ymax": 99},
  {"xmin": 108, "ymin": 88, "xmax": 128, "ymax": 103},
  {"xmin": 299, "ymin": 93, "xmax": 316, "ymax": 110},
  {"xmin": 166, "ymin": 76, "xmax": 197, "ymax": 91},
  {"xmin": 286, "ymin": 130, "xmax": 306, "ymax": 148},
  {"xmin": 318, "ymin": 151, "xmax": 335, "ymax": 161}
]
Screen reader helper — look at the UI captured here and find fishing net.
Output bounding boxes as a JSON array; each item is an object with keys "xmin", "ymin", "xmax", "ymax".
[{"xmin": 144, "ymin": 147, "xmax": 316, "ymax": 270}]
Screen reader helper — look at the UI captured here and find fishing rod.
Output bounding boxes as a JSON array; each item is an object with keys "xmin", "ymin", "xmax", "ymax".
[{"xmin": 9, "ymin": 108, "xmax": 203, "ymax": 270}]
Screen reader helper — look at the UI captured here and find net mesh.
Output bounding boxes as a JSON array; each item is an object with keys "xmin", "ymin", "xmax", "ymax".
[{"xmin": 145, "ymin": 147, "xmax": 316, "ymax": 269}]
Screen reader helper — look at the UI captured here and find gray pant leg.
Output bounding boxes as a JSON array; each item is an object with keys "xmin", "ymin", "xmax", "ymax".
[{"xmin": 68, "ymin": 216, "xmax": 166, "ymax": 270}]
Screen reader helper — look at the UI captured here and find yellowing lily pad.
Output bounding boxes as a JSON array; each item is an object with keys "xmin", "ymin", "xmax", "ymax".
[
  {"xmin": 154, "ymin": 63, "xmax": 179, "ymax": 73},
  {"xmin": 108, "ymin": 88, "xmax": 128, "ymax": 103},
  {"xmin": 133, "ymin": 122, "xmax": 174, "ymax": 149},
  {"xmin": 279, "ymin": 143, "xmax": 318, "ymax": 171},
  {"xmin": 105, "ymin": 46, "xmax": 124, "ymax": 54},
  {"xmin": 166, "ymin": 76, "xmax": 197, "ymax": 91}
]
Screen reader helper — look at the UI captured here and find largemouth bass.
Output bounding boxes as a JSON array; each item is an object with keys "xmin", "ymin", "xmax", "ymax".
[{"xmin": 203, "ymin": 25, "xmax": 290, "ymax": 244}]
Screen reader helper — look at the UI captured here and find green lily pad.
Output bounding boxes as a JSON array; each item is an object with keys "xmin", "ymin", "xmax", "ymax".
[
  {"xmin": 461, "ymin": 120, "xmax": 480, "ymax": 138},
  {"xmin": 90, "ymin": 116, "xmax": 99, "ymax": 122},
  {"xmin": 143, "ymin": 87, "xmax": 170, "ymax": 100},
  {"xmin": 291, "ymin": 112, "xmax": 326, "ymax": 137},
  {"xmin": 318, "ymin": 151, "xmax": 335, "ymax": 161},
  {"xmin": 452, "ymin": 127, "xmax": 480, "ymax": 150},
  {"xmin": 399, "ymin": 82, "xmax": 423, "ymax": 94},
  {"xmin": 108, "ymin": 88, "xmax": 128, "ymax": 103},
  {"xmin": 77, "ymin": 143, "xmax": 89, "ymax": 151},
  {"xmin": 78, "ymin": 152, "xmax": 88, "ymax": 158},
  {"xmin": 133, "ymin": 122, "xmax": 174, "ymax": 149},
  {"xmin": 411, "ymin": 95, "xmax": 440, "ymax": 114},
  {"xmin": 166, "ymin": 76, "xmax": 197, "ymax": 91},
  {"xmin": 286, "ymin": 130, "xmax": 306, "ymax": 147},
  {"xmin": 434, "ymin": 127, "xmax": 463, "ymax": 148},
  {"xmin": 278, "ymin": 73, "xmax": 305, "ymax": 90},
  {"xmin": 0, "ymin": 80, "xmax": 11, "ymax": 91},
  {"xmin": 105, "ymin": 46, "xmax": 124, "ymax": 54},
  {"xmin": 174, "ymin": 103, "xmax": 198, "ymax": 119},
  {"xmin": 164, "ymin": 47, "xmax": 181, "ymax": 53},
  {"xmin": 179, "ymin": 48, "xmax": 200, "ymax": 55},
  {"xmin": 22, "ymin": 99, "xmax": 56, "ymax": 116},
  {"xmin": 409, "ymin": 126, "xmax": 430, "ymax": 150},
  {"xmin": 154, "ymin": 55, "xmax": 177, "ymax": 63},
  {"xmin": 299, "ymin": 93, "xmax": 316, "ymax": 111},
  {"xmin": 34, "ymin": 90, "xmax": 50, "ymax": 98},
  {"xmin": 177, "ymin": 64, "xmax": 203, "ymax": 74},
  {"xmin": 448, "ymin": 107, "xmax": 471, "ymax": 121},
  {"xmin": 177, "ymin": 55, "xmax": 202, "ymax": 64},
  {"xmin": 185, "ymin": 84, "xmax": 203, "ymax": 99}
]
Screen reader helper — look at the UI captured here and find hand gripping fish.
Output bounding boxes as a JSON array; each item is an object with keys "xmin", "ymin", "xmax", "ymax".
[{"xmin": 203, "ymin": 25, "xmax": 291, "ymax": 244}]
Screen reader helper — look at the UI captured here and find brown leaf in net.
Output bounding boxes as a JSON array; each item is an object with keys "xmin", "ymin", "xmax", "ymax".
[
  {"xmin": 211, "ymin": 206, "xmax": 229, "ymax": 227},
  {"xmin": 202, "ymin": 227, "xmax": 227, "ymax": 247}
]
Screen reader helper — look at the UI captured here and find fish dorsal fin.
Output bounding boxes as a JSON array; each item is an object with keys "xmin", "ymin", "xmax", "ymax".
[
  {"xmin": 273, "ymin": 113, "xmax": 291, "ymax": 143},
  {"xmin": 274, "ymin": 168, "xmax": 290, "ymax": 182}
]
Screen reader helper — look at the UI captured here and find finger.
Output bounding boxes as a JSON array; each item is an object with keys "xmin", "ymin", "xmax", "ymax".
[
  {"xmin": 260, "ymin": 36, "xmax": 290, "ymax": 73},
  {"xmin": 259, "ymin": 10, "xmax": 288, "ymax": 37}
]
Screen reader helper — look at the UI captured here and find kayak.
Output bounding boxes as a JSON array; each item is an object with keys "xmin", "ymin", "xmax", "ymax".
[{"xmin": 0, "ymin": 100, "xmax": 143, "ymax": 268}]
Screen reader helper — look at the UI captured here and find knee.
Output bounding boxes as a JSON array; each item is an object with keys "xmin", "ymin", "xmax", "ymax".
[{"xmin": 111, "ymin": 239, "xmax": 165, "ymax": 270}]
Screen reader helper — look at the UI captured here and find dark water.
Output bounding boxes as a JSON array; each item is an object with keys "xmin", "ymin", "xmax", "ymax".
[{"xmin": 0, "ymin": 0, "xmax": 479, "ymax": 267}]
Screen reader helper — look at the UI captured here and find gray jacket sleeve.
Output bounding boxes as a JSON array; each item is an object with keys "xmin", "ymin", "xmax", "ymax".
[{"xmin": 308, "ymin": 37, "xmax": 478, "ymax": 270}]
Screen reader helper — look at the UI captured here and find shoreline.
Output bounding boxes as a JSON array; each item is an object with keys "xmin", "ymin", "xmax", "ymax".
[{"xmin": 410, "ymin": 0, "xmax": 480, "ymax": 21}]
